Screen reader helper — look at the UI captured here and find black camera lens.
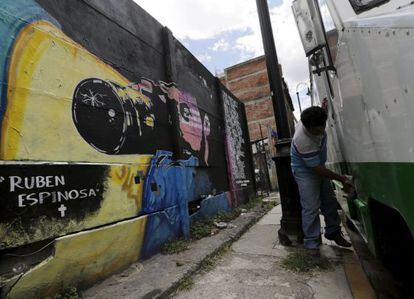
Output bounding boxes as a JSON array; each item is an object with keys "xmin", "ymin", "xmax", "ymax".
[{"xmin": 72, "ymin": 78, "xmax": 127, "ymax": 154}]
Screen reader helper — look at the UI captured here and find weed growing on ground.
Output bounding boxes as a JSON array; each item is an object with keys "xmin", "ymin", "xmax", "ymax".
[
  {"xmin": 281, "ymin": 251, "xmax": 332, "ymax": 273},
  {"xmin": 176, "ymin": 276, "xmax": 194, "ymax": 291},
  {"xmin": 189, "ymin": 196, "xmax": 265, "ymax": 240},
  {"xmin": 52, "ymin": 287, "xmax": 79, "ymax": 299},
  {"xmin": 238, "ymin": 196, "xmax": 263, "ymax": 211},
  {"xmin": 161, "ymin": 239, "xmax": 190, "ymax": 255},
  {"xmin": 165, "ymin": 196, "xmax": 270, "ymax": 252},
  {"xmin": 199, "ymin": 243, "xmax": 232, "ymax": 272},
  {"xmin": 190, "ymin": 218, "xmax": 215, "ymax": 240},
  {"xmin": 214, "ymin": 210, "xmax": 241, "ymax": 223}
]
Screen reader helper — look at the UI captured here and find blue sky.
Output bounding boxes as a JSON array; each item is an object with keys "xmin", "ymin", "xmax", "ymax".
[{"xmin": 135, "ymin": 0, "xmax": 311, "ymax": 117}]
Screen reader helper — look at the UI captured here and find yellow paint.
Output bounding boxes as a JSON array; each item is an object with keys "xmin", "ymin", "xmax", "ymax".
[
  {"xmin": 111, "ymin": 157, "xmax": 152, "ymax": 209},
  {"xmin": 0, "ymin": 161, "xmax": 154, "ymax": 249},
  {"xmin": 0, "ymin": 20, "xmax": 167, "ymax": 297},
  {"xmin": 7, "ymin": 215, "xmax": 147, "ymax": 298},
  {"xmin": 0, "ymin": 21, "xmax": 160, "ymax": 249},
  {"xmin": 1, "ymin": 21, "xmax": 150, "ymax": 163}
]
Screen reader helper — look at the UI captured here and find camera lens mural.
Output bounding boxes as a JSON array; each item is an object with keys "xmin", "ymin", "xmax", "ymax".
[{"xmin": 0, "ymin": 0, "xmax": 255, "ymax": 296}]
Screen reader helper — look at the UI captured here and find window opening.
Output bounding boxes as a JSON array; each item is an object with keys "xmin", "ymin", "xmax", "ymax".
[{"xmin": 349, "ymin": 0, "xmax": 390, "ymax": 14}]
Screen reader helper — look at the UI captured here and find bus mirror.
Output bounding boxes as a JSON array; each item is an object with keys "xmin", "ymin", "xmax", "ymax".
[{"xmin": 292, "ymin": 0, "xmax": 326, "ymax": 57}]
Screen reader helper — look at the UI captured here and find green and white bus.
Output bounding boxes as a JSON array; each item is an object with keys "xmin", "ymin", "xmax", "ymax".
[{"xmin": 293, "ymin": 0, "xmax": 414, "ymax": 290}]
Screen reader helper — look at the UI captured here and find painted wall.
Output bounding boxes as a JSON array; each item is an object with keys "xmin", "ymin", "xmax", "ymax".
[{"xmin": 0, "ymin": 0, "xmax": 255, "ymax": 297}]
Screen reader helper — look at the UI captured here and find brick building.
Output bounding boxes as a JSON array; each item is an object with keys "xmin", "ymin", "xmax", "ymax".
[
  {"xmin": 220, "ymin": 55, "xmax": 295, "ymax": 192},
  {"xmin": 220, "ymin": 55, "xmax": 295, "ymax": 142}
]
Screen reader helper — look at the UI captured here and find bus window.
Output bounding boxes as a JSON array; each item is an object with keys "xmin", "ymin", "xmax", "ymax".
[
  {"xmin": 318, "ymin": 0, "xmax": 338, "ymax": 63},
  {"xmin": 349, "ymin": 0, "xmax": 389, "ymax": 14}
]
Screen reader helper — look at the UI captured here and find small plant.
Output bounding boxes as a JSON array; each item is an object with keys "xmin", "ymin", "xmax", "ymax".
[
  {"xmin": 188, "ymin": 195, "xmax": 268, "ymax": 241},
  {"xmin": 199, "ymin": 243, "xmax": 232, "ymax": 272},
  {"xmin": 161, "ymin": 239, "xmax": 189, "ymax": 255},
  {"xmin": 190, "ymin": 218, "xmax": 215, "ymax": 240},
  {"xmin": 53, "ymin": 287, "xmax": 79, "ymax": 299},
  {"xmin": 176, "ymin": 276, "xmax": 194, "ymax": 291},
  {"xmin": 239, "ymin": 196, "xmax": 263, "ymax": 211},
  {"xmin": 214, "ymin": 210, "xmax": 241, "ymax": 223},
  {"xmin": 281, "ymin": 251, "xmax": 332, "ymax": 273}
]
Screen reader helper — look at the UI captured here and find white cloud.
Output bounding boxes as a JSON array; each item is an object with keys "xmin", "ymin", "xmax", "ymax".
[
  {"xmin": 134, "ymin": 0, "xmax": 310, "ymax": 99},
  {"xmin": 210, "ymin": 39, "xmax": 230, "ymax": 52},
  {"xmin": 197, "ymin": 53, "xmax": 212, "ymax": 63},
  {"xmin": 134, "ymin": 0, "xmax": 257, "ymax": 40},
  {"xmin": 232, "ymin": 1, "xmax": 309, "ymax": 92}
]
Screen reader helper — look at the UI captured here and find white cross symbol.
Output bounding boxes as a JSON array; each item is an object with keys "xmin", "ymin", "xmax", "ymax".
[{"xmin": 58, "ymin": 204, "xmax": 67, "ymax": 217}]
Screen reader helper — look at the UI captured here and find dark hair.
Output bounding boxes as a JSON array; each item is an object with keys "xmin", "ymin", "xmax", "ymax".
[{"xmin": 301, "ymin": 106, "xmax": 327, "ymax": 128}]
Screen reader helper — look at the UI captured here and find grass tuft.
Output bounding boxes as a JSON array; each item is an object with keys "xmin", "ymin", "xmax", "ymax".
[
  {"xmin": 176, "ymin": 276, "xmax": 194, "ymax": 291},
  {"xmin": 161, "ymin": 239, "xmax": 190, "ymax": 255},
  {"xmin": 52, "ymin": 287, "xmax": 79, "ymax": 299},
  {"xmin": 190, "ymin": 218, "xmax": 215, "ymax": 240},
  {"xmin": 199, "ymin": 243, "xmax": 232, "ymax": 272},
  {"xmin": 189, "ymin": 196, "xmax": 266, "ymax": 240},
  {"xmin": 281, "ymin": 251, "xmax": 332, "ymax": 273}
]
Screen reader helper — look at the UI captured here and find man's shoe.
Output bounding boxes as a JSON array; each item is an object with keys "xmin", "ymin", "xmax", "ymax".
[{"xmin": 325, "ymin": 231, "xmax": 352, "ymax": 248}]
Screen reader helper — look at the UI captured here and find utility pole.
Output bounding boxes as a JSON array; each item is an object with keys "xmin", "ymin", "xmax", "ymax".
[{"xmin": 256, "ymin": 0, "xmax": 303, "ymax": 245}]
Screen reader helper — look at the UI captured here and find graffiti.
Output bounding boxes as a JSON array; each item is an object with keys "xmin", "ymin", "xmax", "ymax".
[
  {"xmin": 72, "ymin": 78, "xmax": 211, "ymax": 164},
  {"xmin": 111, "ymin": 165, "xmax": 145, "ymax": 202},
  {"xmin": 190, "ymin": 192, "xmax": 232, "ymax": 222},
  {"xmin": 0, "ymin": 164, "xmax": 108, "ymax": 231},
  {"xmin": 222, "ymin": 91, "xmax": 247, "ymax": 184},
  {"xmin": 0, "ymin": 0, "xmax": 254, "ymax": 296},
  {"xmin": 9, "ymin": 175, "xmax": 65, "ymax": 191},
  {"xmin": 72, "ymin": 78, "xmax": 155, "ymax": 155}
]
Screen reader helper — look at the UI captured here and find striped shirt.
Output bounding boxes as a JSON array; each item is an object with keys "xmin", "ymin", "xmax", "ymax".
[{"xmin": 291, "ymin": 121, "xmax": 327, "ymax": 173}]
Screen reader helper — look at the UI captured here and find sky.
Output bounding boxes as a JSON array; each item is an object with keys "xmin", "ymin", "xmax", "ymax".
[{"xmin": 134, "ymin": 0, "xmax": 312, "ymax": 117}]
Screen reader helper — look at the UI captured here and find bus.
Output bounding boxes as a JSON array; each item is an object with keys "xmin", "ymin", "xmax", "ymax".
[{"xmin": 292, "ymin": 0, "xmax": 414, "ymax": 292}]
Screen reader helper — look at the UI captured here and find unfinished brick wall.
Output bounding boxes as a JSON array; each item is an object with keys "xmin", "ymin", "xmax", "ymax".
[{"xmin": 220, "ymin": 56, "xmax": 279, "ymax": 142}]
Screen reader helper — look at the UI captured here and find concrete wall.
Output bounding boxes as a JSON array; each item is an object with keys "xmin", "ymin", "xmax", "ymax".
[{"xmin": 0, "ymin": 0, "xmax": 255, "ymax": 297}]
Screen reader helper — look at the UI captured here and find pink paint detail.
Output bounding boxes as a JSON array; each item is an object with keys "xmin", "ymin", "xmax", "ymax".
[
  {"xmin": 128, "ymin": 80, "xmax": 211, "ymax": 163},
  {"xmin": 170, "ymin": 89, "xmax": 204, "ymax": 153},
  {"xmin": 203, "ymin": 115, "xmax": 211, "ymax": 165}
]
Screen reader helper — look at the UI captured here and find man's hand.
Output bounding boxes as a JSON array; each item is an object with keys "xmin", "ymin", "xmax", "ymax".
[
  {"xmin": 340, "ymin": 176, "xmax": 355, "ymax": 194},
  {"xmin": 321, "ymin": 97, "xmax": 328, "ymax": 111},
  {"xmin": 313, "ymin": 166, "xmax": 355, "ymax": 193}
]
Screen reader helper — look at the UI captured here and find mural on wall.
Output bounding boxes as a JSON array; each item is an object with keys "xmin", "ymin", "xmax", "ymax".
[
  {"xmin": 222, "ymin": 90, "xmax": 251, "ymax": 202},
  {"xmin": 0, "ymin": 0, "xmax": 254, "ymax": 296},
  {"xmin": 72, "ymin": 78, "xmax": 210, "ymax": 165}
]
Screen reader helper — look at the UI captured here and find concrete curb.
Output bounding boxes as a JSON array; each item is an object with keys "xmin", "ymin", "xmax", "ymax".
[
  {"xmin": 83, "ymin": 203, "xmax": 276, "ymax": 299},
  {"xmin": 161, "ymin": 205, "xmax": 273, "ymax": 298}
]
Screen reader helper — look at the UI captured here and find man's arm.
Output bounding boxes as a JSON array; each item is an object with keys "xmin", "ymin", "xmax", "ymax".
[
  {"xmin": 313, "ymin": 165, "xmax": 355, "ymax": 193},
  {"xmin": 312, "ymin": 165, "xmax": 347, "ymax": 183}
]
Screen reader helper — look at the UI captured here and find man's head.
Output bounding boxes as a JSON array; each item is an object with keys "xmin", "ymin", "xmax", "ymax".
[{"xmin": 301, "ymin": 106, "xmax": 327, "ymax": 136}]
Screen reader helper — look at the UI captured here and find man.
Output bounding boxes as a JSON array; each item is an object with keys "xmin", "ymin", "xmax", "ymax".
[{"xmin": 291, "ymin": 105, "xmax": 352, "ymax": 250}]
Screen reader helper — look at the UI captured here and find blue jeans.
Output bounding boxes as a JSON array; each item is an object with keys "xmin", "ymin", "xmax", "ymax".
[{"xmin": 293, "ymin": 170, "xmax": 341, "ymax": 249}]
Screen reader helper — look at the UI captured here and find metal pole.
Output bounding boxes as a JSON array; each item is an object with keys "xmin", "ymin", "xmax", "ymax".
[
  {"xmin": 259, "ymin": 123, "xmax": 271, "ymax": 196},
  {"xmin": 295, "ymin": 91, "xmax": 303, "ymax": 114},
  {"xmin": 256, "ymin": 0, "xmax": 303, "ymax": 245},
  {"xmin": 256, "ymin": 0, "xmax": 290, "ymax": 139}
]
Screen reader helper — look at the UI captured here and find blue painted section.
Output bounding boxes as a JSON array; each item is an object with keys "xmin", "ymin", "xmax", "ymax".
[
  {"xmin": 142, "ymin": 150, "xmax": 198, "ymax": 213},
  {"xmin": 0, "ymin": 0, "xmax": 59, "ymax": 139},
  {"xmin": 140, "ymin": 205, "xmax": 182, "ymax": 259},
  {"xmin": 141, "ymin": 150, "xmax": 198, "ymax": 253},
  {"xmin": 190, "ymin": 192, "xmax": 231, "ymax": 222},
  {"xmin": 192, "ymin": 170, "xmax": 213, "ymax": 202}
]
